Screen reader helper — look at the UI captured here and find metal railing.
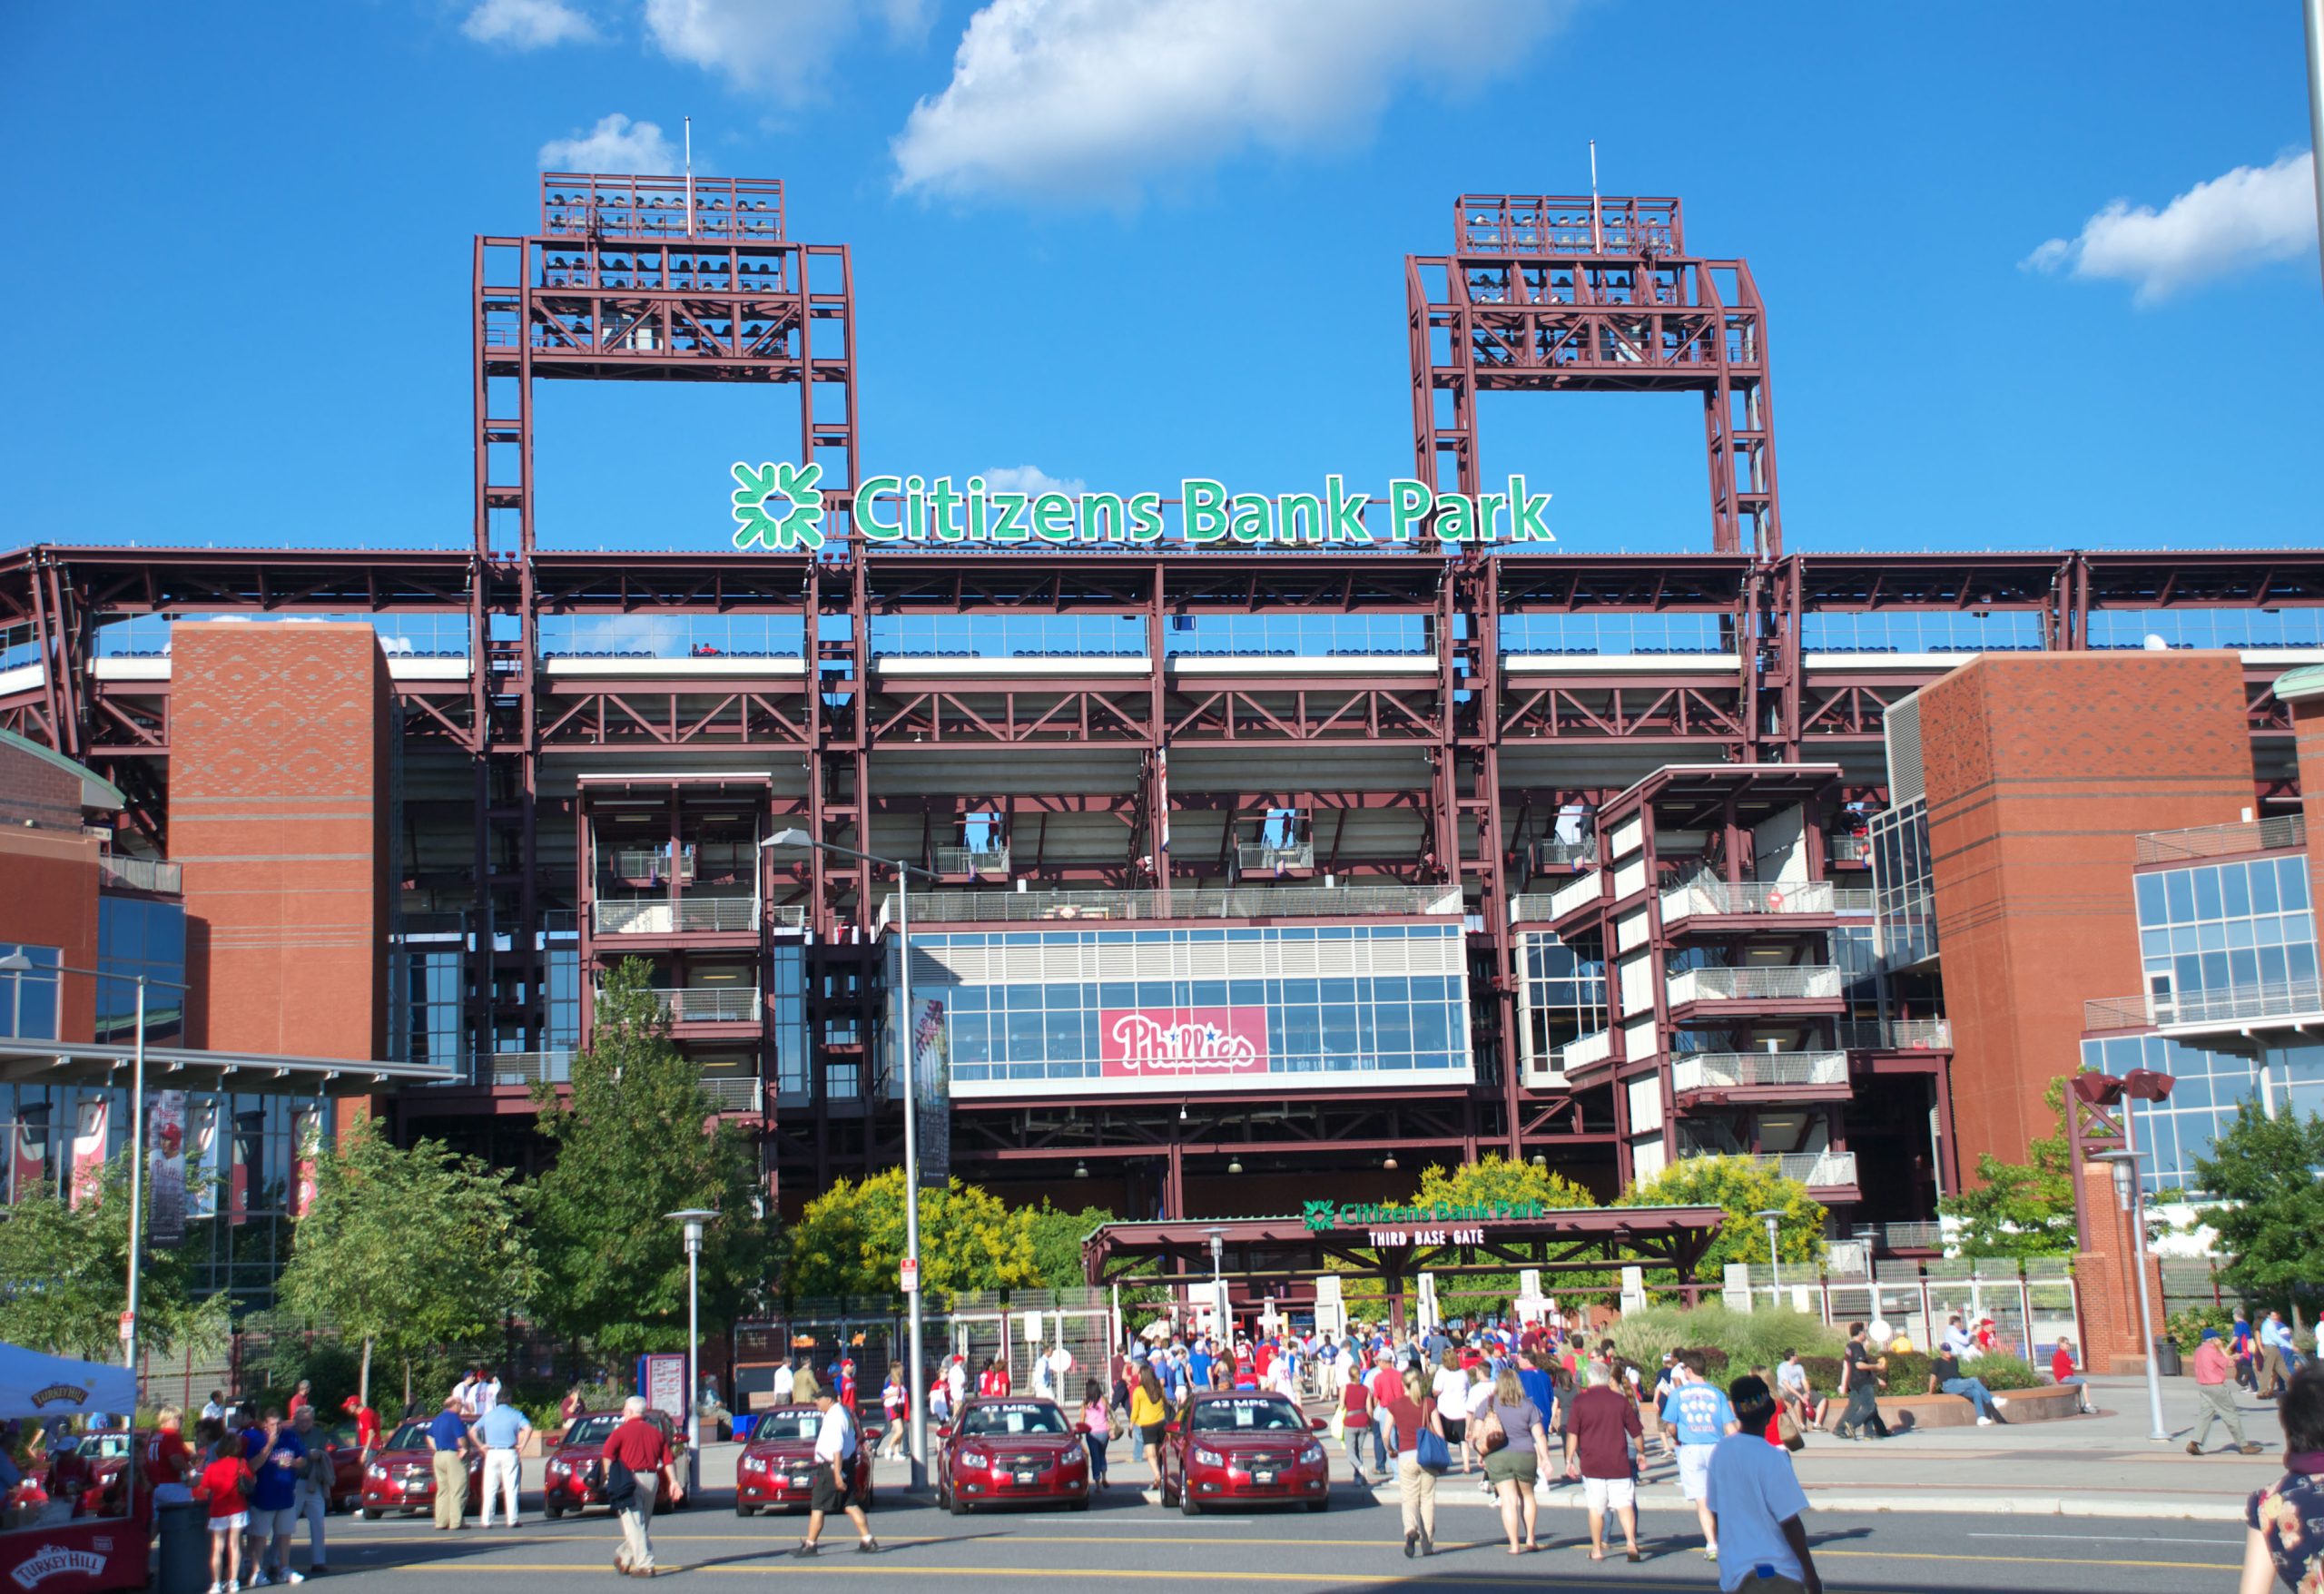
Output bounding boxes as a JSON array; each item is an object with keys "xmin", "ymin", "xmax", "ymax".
[
  {"xmin": 877, "ymin": 884, "xmax": 1463, "ymax": 928},
  {"xmin": 1669, "ymin": 1050, "xmax": 1847, "ymax": 1092},
  {"xmin": 1236, "ymin": 841, "xmax": 1315, "ymax": 875},
  {"xmin": 1835, "ymin": 1018, "xmax": 1953, "ymax": 1050},
  {"xmin": 1682, "ymin": 1149, "xmax": 1858, "ymax": 1187},
  {"xmin": 486, "ymin": 1050, "xmax": 573, "ymax": 1087},
  {"xmin": 1509, "ymin": 868, "xmax": 1605, "ymax": 923},
  {"xmin": 1665, "ymin": 965, "xmax": 1843, "ymax": 1004},
  {"xmin": 640, "ymin": 987, "xmax": 761, "ymax": 1023},
  {"xmin": 1876, "ymin": 1220, "xmax": 1945, "ymax": 1251},
  {"xmin": 699, "ymin": 1076, "xmax": 763, "ymax": 1113},
  {"xmin": 1560, "ymin": 1029, "xmax": 1613, "ymax": 1073},
  {"xmin": 98, "ymin": 855, "xmax": 182, "ymax": 894},
  {"xmin": 2134, "ymin": 813, "xmax": 2306, "ymax": 864},
  {"xmin": 608, "ymin": 846, "xmax": 694, "ymax": 882},
  {"xmin": 2089, "ymin": 979, "xmax": 2324, "ymax": 1033},
  {"xmin": 934, "ymin": 845, "xmax": 1011, "ymax": 876},
  {"xmin": 1529, "ymin": 837, "xmax": 1596, "ymax": 871},
  {"xmin": 595, "ymin": 897, "xmax": 760, "ymax": 935},
  {"xmin": 1827, "ymin": 833, "xmax": 1872, "ymax": 863},
  {"xmin": 1659, "ymin": 878, "xmax": 1835, "ymax": 920},
  {"xmin": 1832, "ymin": 888, "xmax": 1876, "ymax": 914}
]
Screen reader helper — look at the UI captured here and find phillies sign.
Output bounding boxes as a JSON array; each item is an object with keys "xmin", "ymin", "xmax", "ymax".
[{"xmin": 1100, "ymin": 1008, "xmax": 1268, "ymax": 1078}]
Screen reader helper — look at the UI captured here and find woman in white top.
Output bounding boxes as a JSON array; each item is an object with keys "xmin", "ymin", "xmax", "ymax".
[
  {"xmin": 1430, "ymin": 1353, "xmax": 1471, "ymax": 1471},
  {"xmin": 1464, "ymin": 1366, "xmax": 1499, "ymax": 1492}
]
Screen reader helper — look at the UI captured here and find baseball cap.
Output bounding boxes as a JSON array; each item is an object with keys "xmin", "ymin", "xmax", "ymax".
[{"xmin": 2201, "ymin": 1326, "xmax": 2221, "ymax": 1341}]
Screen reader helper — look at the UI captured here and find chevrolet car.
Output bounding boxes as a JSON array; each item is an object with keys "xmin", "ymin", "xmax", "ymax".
[
  {"xmin": 734, "ymin": 1405, "xmax": 879, "ymax": 1516},
  {"xmin": 541, "ymin": 1409, "xmax": 689, "ymax": 1519},
  {"xmin": 355, "ymin": 1420, "xmax": 486, "ymax": 1519},
  {"xmin": 934, "ymin": 1398, "xmax": 1090, "ymax": 1515},
  {"xmin": 1159, "ymin": 1392, "xmax": 1331, "ymax": 1514}
]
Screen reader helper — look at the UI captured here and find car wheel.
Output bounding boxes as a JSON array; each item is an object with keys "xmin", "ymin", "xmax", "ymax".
[
  {"xmin": 1069, "ymin": 1496, "xmax": 1090, "ymax": 1512},
  {"xmin": 352, "ymin": 1507, "xmax": 372, "ymax": 1521},
  {"xmin": 945, "ymin": 1486, "xmax": 968, "ymax": 1518},
  {"xmin": 1180, "ymin": 1485, "xmax": 1201, "ymax": 1517},
  {"xmin": 1305, "ymin": 1499, "xmax": 1329, "ymax": 1512},
  {"xmin": 736, "ymin": 1503, "xmax": 756, "ymax": 1518},
  {"xmin": 544, "ymin": 1502, "xmax": 563, "ymax": 1521}
]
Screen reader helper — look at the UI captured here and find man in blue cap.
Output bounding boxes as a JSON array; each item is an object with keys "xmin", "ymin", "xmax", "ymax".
[{"xmin": 2188, "ymin": 1326, "xmax": 2263, "ymax": 1454}]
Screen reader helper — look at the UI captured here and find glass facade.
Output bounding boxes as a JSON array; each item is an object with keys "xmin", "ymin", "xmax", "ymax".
[
  {"xmin": 0, "ymin": 943, "xmax": 60, "ymax": 1039},
  {"xmin": 2133, "ymin": 855, "xmax": 2317, "ymax": 1018},
  {"xmin": 95, "ymin": 896, "xmax": 187, "ymax": 1045},
  {"xmin": 2081, "ymin": 1031, "xmax": 2324, "ymax": 1195},
  {"xmin": 1869, "ymin": 798, "xmax": 1936, "ymax": 969},
  {"xmin": 1515, "ymin": 932, "xmax": 1605, "ymax": 1068},
  {"xmin": 901, "ymin": 922, "xmax": 1472, "ymax": 1097}
]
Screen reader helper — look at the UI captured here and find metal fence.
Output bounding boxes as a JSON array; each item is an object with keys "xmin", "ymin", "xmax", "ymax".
[
  {"xmin": 1667, "ymin": 965, "xmax": 1844, "ymax": 1003},
  {"xmin": 1669, "ymin": 1050, "xmax": 1847, "ymax": 1091},
  {"xmin": 2134, "ymin": 813, "xmax": 2306, "ymax": 864},
  {"xmin": 1719, "ymin": 1255, "xmax": 2078, "ymax": 1362},
  {"xmin": 879, "ymin": 884, "xmax": 1462, "ymax": 927}
]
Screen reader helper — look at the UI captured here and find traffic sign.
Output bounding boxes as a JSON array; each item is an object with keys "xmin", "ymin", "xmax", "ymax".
[
  {"xmin": 118, "ymin": 1311, "xmax": 135, "ymax": 1343},
  {"xmin": 900, "ymin": 1257, "xmax": 920, "ymax": 1294}
]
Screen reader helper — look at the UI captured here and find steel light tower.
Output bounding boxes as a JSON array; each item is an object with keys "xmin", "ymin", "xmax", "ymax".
[
  {"xmin": 1754, "ymin": 1207, "xmax": 1786, "ymax": 1306},
  {"xmin": 2091, "ymin": 1149, "xmax": 2169, "ymax": 1441},
  {"xmin": 666, "ymin": 1206, "xmax": 719, "ymax": 1493}
]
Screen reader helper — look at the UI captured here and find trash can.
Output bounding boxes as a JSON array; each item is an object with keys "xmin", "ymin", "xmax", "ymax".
[
  {"xmin": 2153, "ymin": 1338, "xmax": 2184, "ymax": 1378},
  {"xmin": 157, "ymin": 1499, "xmax": 210, "ymax": 1594}
]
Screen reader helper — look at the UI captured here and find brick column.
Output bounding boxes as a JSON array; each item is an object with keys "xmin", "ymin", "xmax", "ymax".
[{"xmin": 2073, "ymin": 1156, "xmax": 2164, "ymax": 1375}]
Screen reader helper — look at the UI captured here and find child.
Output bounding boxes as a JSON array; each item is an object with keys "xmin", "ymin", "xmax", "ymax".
[{"xmin": 192, "ymin": 1418, "xmax": 253, "ymax": 1594}]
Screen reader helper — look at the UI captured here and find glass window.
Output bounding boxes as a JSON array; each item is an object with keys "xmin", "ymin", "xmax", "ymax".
[
  {"xmin": 2134, "ymin": 871, "xmax": 2166, "ymax": 927},
  {"xmin": 2164, "ymin": 871, "xmax": 2195, "ymax": 924}
]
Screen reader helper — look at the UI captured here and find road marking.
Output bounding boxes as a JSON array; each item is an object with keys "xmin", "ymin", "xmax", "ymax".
[
  {"xmin": 1966, "ymin": 1530, "xmax": 2242, "ymax": 1546},
  {"xmin": 1818, "ymin": 1548, "xmax": 2234, "ymax": 1572}
]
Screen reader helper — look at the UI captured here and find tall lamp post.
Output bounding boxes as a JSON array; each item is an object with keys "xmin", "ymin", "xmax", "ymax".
[
  {"xmin": 0, "ymin": 952, "xmax": 190, "ymax": 1382},
  {"xmin": 1754, "ymin": 1208, "xmax": 1786, "ymax": 1308},
  {"xmin": 2091, "ymin": 1148, "xmax": 2170, "ymax": 1441},
  {"xmin": 762, "ymin": 828, "xmax": 940, "ymax": 1491},
  {"xmin": 666, "ymin": 1207, "xmax": 718, "ymax": 1494}
]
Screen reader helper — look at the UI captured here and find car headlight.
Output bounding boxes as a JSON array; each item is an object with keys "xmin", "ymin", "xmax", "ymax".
[
  {"xmin": 546, "ymin": 1459, "xmax": 567, "ymax": 1476},
  {"xmin": 739, "ymin": 1454, "xmax": 764, "ymax": 1473},
  {"xmin": 364, "ymin": 1464, "xmax": 386, "ymax": 1481},
  {"xmin": 1060, "ymin": 1441, "xmax": 1086, "ymax": 1465},
  {"xmin": 1193, "ymin": 1447, "xmax": 1224, "ymax": 1467},
  {"xmin": 960, "ymin": 1450, "xmax": 989, "ymax": 1470},
  {"xmin": 1299, "ymin": 1443, "xmax": 1325, "ymax": 1464}
]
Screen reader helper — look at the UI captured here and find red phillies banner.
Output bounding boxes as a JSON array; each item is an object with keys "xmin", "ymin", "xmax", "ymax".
[{"xmin": 1100, "ymin": 1008, "xmax": 1268, "ymax": 1078}]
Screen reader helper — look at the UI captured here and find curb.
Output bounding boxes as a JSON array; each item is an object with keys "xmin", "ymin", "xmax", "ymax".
[{"xmin": 1342, "ymin": 1481, "xmax": 2247, "ymax": 1523}]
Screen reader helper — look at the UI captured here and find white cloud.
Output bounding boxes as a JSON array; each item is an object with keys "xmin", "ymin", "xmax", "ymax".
[
  {"xmin": 891, "ymin": 0, "xmax": 1573, "ymax": 206},
  {"xmin": 643, "ymin": 0, "xmax": 926, "ymax": 101},
  {"xmin": 538, "ymin": 113, "xmax": 681, "ymax": 174},
  {"xmin": 2023, "ymin": 151, "xmax": 2319, "ymax": 305},
  {"xmin": 980, "ymin": 465, "xmax": 1087, "ymax": 497},
  {"xmin": 462, "ymin": 0, "xmax": 598, "ymax": 48}
]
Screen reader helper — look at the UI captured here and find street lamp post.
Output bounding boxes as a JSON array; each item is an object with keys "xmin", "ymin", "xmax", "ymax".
[
  {"xmin": 2093, "ymin": 1148, "xmax": 2170, "ymax": 1441},
  {"xmin": 1754, "ymin": 1208, "xmax": 1786, "ymax": 1308},
  {"xmin": 0, "ymin": 953, "xmax": 188, "ymax": 1383},
  {"xmin": 666, "ymin": 1207, "xmax": 718, "ymax": 1494},
  {"xmin": 762, "ymin": 828, "xmax": 940, "ymax": 1491}
]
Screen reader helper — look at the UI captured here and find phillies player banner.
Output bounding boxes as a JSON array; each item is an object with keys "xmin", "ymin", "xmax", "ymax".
[
  {"xmin": 1099, "ymin": 1008, "xmax": 1269, "ymax": 1079},
  {"xmin": 68, "ymin": 1098, "xmax": 110, "ymax": 1210},
  {"xmin": 148, "ymin": 1089, "xmax": 188, "ymax": 1245}
]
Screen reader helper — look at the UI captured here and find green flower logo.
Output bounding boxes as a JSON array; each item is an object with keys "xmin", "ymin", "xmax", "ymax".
[
  {"xmin": 1302, "ymin": 1198, "xmax": 1339, "ymax": 1233},
  {"xmin": 731, "ymin": 460, "xmax": 827, "ymax": 551}
]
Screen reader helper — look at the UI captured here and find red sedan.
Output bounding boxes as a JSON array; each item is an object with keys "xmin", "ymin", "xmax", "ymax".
[
  {"xmin": 356, "ymin": 1420, "xmax": 486, "ymax": 1519},
  {"xmin": 935, "ymin": 1398, "xmax": 1090, "ymax": 1516},
  {"xmin": 542, "ymin": 1410, "xmax": 689, "ymax": 1520},
  {"xmin": 1159, "ymin": 1392, "xmax": 1332, "ymax": 1515},
  {"xmin": 734, "ymin": 1405, "xmax": 879, "ymax": 1516}
]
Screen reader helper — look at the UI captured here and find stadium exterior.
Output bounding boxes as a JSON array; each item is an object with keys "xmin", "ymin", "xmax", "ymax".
[{"xmin": 5, "ymin": 176, "xmax": 2321, "ymax": 1256}]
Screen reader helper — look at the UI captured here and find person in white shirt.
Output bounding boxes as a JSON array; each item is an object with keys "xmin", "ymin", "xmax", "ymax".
[
  {"xmin": 450, "ymin": 1370, "xmax": 478, "ymax": 1417},
  {"xmin": 946, "ymin": 1356, "xmax": 970, "ymax": 1412},
  {"xmin": 1704, "ymin": 1375, "xmax": 1822, "ymax": 1594},
  {"xmin": 474, "ymin": 1370, "xmax": 502, "ymax": 1415},
  {"xmin": 1941, "ymin": 1317, "xmax": 1974, "ymax": 1361},
  {"xmin": 797, "ymin": 1385, "xmax": 878, "ymax": 1556}
]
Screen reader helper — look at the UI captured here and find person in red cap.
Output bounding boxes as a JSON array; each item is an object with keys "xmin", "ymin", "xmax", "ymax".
[{"xmin": 343, "ymin": 1392, "xmax": 380, "ymax": 1463}]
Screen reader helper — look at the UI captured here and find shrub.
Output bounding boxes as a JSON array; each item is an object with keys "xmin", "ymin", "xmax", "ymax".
[
  {"xmin": 1607, "ymin": 1304, "xmax": 1845, "ymax": 1374},
  {"xmin": 2166, "ymin": 1304, "xmax": 2238, "ymax": 1353}
]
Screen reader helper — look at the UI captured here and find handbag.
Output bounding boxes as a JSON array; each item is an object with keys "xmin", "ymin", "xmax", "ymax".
[
  {"xmin": 1413, "ymin": 1403, "xmax": 1452, "ymax": 1477},
  {"xmin": 1327, "ymin": 1406, "xmax": 1344, "ymax": 1441},
  {"xmin": 1775, "ymin": 1409, "xmax": 1805, "ymax": 1451}
]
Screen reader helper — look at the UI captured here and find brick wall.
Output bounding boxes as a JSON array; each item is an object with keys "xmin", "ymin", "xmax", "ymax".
[
  {"xmin": 1918, "ymin": 652, "xmax": 2252, "ymax": 1167},
  {"xmin": 0, "ymin": 826, "xmax": 100, "ymax": 1040},
  {"xmin": 169, "ymin": 622, "xmax": 389, "ymax": 1064},
  {"xmin": 0, "ymin": 740, "xmax": 88, "ymax": 832}
]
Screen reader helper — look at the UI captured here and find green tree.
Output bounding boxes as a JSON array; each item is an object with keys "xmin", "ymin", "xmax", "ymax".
[
  {"xmin": 1940, "ymin": 1075, "xmax": 2077, "ymax": 1258},
  {"xmin": 784, "ymin": 1167, "xmax": 1039, "ymax": 1304},
  {"xmin": 1616, "ymin": 1155, "xmax": 1827, "ymax": 1277},
  {"xmin": 276, "ymin": 1117, "xmax": 538, "ymax": 1407},
  {"xmin": 529, "ymin": 959, "xmax": 775, "ymax": 1355},
  {"xmin": 2193, "ymin": 1101, "xmax": 2324, "ymax": 1319},
  {"xmin": 1411, "ymin": 1154, "xmax": 1600, "ymax": 1313},
  {"xmin": 1024, "ymin": 1202, "xmax": 1118, "ymax": 1294},
  {"xmin": 0, "ymin": 1152, "xmax": 223, "ymax": 1362}
]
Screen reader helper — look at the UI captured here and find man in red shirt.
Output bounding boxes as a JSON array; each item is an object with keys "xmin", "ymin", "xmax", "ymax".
[
  {"xmin": 603, "ymin": 1397, "xmax": 681, "ymax": 1578},
  {"xmin": 343, "ymin": 1392, "xmax": 380, "ymax": 1461},
  {"xmin": 1561, "ymin": 1362, "xmax": 1644, "ymax": 1563}
]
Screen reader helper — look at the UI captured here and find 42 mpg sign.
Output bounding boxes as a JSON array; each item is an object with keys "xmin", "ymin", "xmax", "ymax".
[
  {"xmin": 1303, "ymin": 1197, "xmax": 1561, "ymax": 1249},
  {"xmin": 729, "ymin": 462, "xmax": 1555, "ymax": 552}
]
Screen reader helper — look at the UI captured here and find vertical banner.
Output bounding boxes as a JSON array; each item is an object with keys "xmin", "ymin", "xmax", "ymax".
[
  {"xmin": 911, "ymin": 997, "xmax": 950, "ymax": 1186},
  {"xmin": 228, "ymin": 1111, "xmax": 256, "ymax": 1228},
  {"xmin": 148, "ymin": 1089, "xmax": 188, "ymax": 1245},
  {"xmin": 289, "ymin": 1107, "xmax": 321, "ymax": 1219},
  {"xmin": 8, "ymin": 1118, "xmax": 44, "ymax": 1206},
  {"xmin": 69, "ymin": 1097, "xmax": 110, "ymax": 1210},
  {"xmin": 639, "ymin": 1352, "xmax": 686, "ymax": 1421},
  {"xmin": 187, "ymin": 1101, "xmax": 219, "ymax": 1219}
]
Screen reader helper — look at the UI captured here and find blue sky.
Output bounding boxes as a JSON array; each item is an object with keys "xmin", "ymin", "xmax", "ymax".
[{"xmin": 2, "ymin": 0, "xmax": 2318, "ymax": 558}]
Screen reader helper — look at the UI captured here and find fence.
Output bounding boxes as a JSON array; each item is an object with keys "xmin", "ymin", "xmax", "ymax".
[{"xmin": 1714, "ymin": 1256, "xmax": 2079, "ymax": 1363}]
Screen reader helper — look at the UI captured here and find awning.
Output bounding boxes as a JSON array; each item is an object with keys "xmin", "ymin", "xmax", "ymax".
[
  {"xmin": 0, "ymin": 1038, "xmax": 456, "ymax": 1097},
  {"xmin": 0, "ymin": 1341, "xmax": 138, "ymax": 1419}
]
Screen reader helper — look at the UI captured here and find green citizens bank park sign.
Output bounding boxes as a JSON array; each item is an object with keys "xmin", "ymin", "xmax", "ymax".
[
  {"xmin": 729, "ymin": 462, "xmax": 1555, "ymax": 553},
  {"xmin": 1303, "ymin": 1198, "xmax": 1559, "ymax": 1238}
]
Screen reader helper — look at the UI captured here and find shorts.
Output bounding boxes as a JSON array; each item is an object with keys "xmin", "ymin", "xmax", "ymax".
[
  {"xmin": 1676, "ymin": 1442, "xmax": 1715, "ymax": 1501},
  {"xmin": 810, "ymin": 1469, "xmax": 856, "ymax": 1514},
  {"xmin": 257, "ymin": 1505, "xmax": 298, "ymax": 1536},
  {"xmin": 1139, "ymin": 1423, "xmax": 1166, "ymax": 1447},
  {"xmin": 1482, "ymin": 1448, "xmax": 1538, "ymax": 1487},
  {"xmin": 1441, "ymin": 1417, "xmax": 1466, "ymax": 1445},
  {"xmin": 1581, "ymin": 1475, "xmax": 1634, "ymax": 1513},
  {"xmin": 209, "ymin": 1511, "xmax": 250, "ymax": 1533}
]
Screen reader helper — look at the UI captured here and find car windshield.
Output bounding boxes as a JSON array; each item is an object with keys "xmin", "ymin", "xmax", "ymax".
[
  {"xmin": 753, "ymin": 1412, "xmax": 818, "ymax": 1442},
  {"xmin": 384, "ymin": 1422, "xmax": 432, "ymax": 1451},
  {"xmin": 1190, "ymin": 1397, "xmax": 1304, "ymax": 1433},
  {"xmin": 959, "ymin": 1402, "xmax": 1068, "ymax": 1438},
  {"xmin": 564, "ymin": 1416, "xmax": 619, "ymax": 1446}
]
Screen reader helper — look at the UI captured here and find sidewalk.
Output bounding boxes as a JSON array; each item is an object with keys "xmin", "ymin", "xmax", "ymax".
[{"xmin": 1340, "ymin": 1376, "xmax": 2285, "ymax": 1522}]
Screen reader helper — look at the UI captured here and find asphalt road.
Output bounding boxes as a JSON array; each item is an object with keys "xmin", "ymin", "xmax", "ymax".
[{"xmin": 298, "ymin": 1483, "xmax": 2248, "ymax": 1593}]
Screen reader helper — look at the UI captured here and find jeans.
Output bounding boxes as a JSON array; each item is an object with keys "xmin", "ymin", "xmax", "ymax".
[
  {"xmin": 2191, "ymin": 1382, "xmax": 2249, "ymax": 1448},
  {"xmin": 1344, "ymin": 1414, "xmax": 1377, "ymax": 1477},
  {"xmin": 289, "ymin": 1480, "xmax": 327, "ymax": 1569},
  {"xmin": 1128, "ymin": 1422, "xmax": 1145, "ymax": 1462},
  {"xmin": 616, "ymin": 1491, "xmax": 657, "ymax": 1572},
  {"xmin": 481, "ymin": 1449, "xmax": 521, "ymax": 1525},
  {"xmin": 1087, "ymin": 1434, "xmax": 1108, "ymax": 1484},
  {"xmin": 1838, "ymin": 1383, "xmax": 1889, "ymax": 1437},
  {"xmin": 1939, "ymin": 1377, "xmax": 2000, "ymax": 1420}
]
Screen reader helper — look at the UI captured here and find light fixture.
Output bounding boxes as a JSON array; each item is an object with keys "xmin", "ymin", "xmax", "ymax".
[
  {"xmin": 1074, "ymin": 1160, "xmax": 1088, "ymax": 1179},
  {"xmin": 1178, "ymin": 1104, "xmax": 1188, "ymax": 1121},
  {"xmin": 1529, "ymin": 1152, "xmax": 1547, "ymax": 1168},
  {"xmin": 1383, "ymin": 1154, "xmax": 1398, "ymax": 1171},
  {"xmin": 1226, "ymin": 1157, "xmax": 1244, "ymax": 1175}
]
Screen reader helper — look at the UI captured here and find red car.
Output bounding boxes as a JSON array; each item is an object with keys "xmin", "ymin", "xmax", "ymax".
[
  {"xmin": 1159, "ymin": 1392, "xmax": 1332, "ymax": 1515},
  {"xmin": 356, "ymin": 1419, "xmax": 487, "ymax": 1519},
  {"xmin": 734, "ymin": 1405, "xmax": 879, "ymax": 1516},
  {"xmin": 542, "ymin": 1410, "xmax": 690, "ymax": 1520},
  {"xmin": 935, "ymin": 1398, "xmax": 1090, "ymax": 1516}
]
